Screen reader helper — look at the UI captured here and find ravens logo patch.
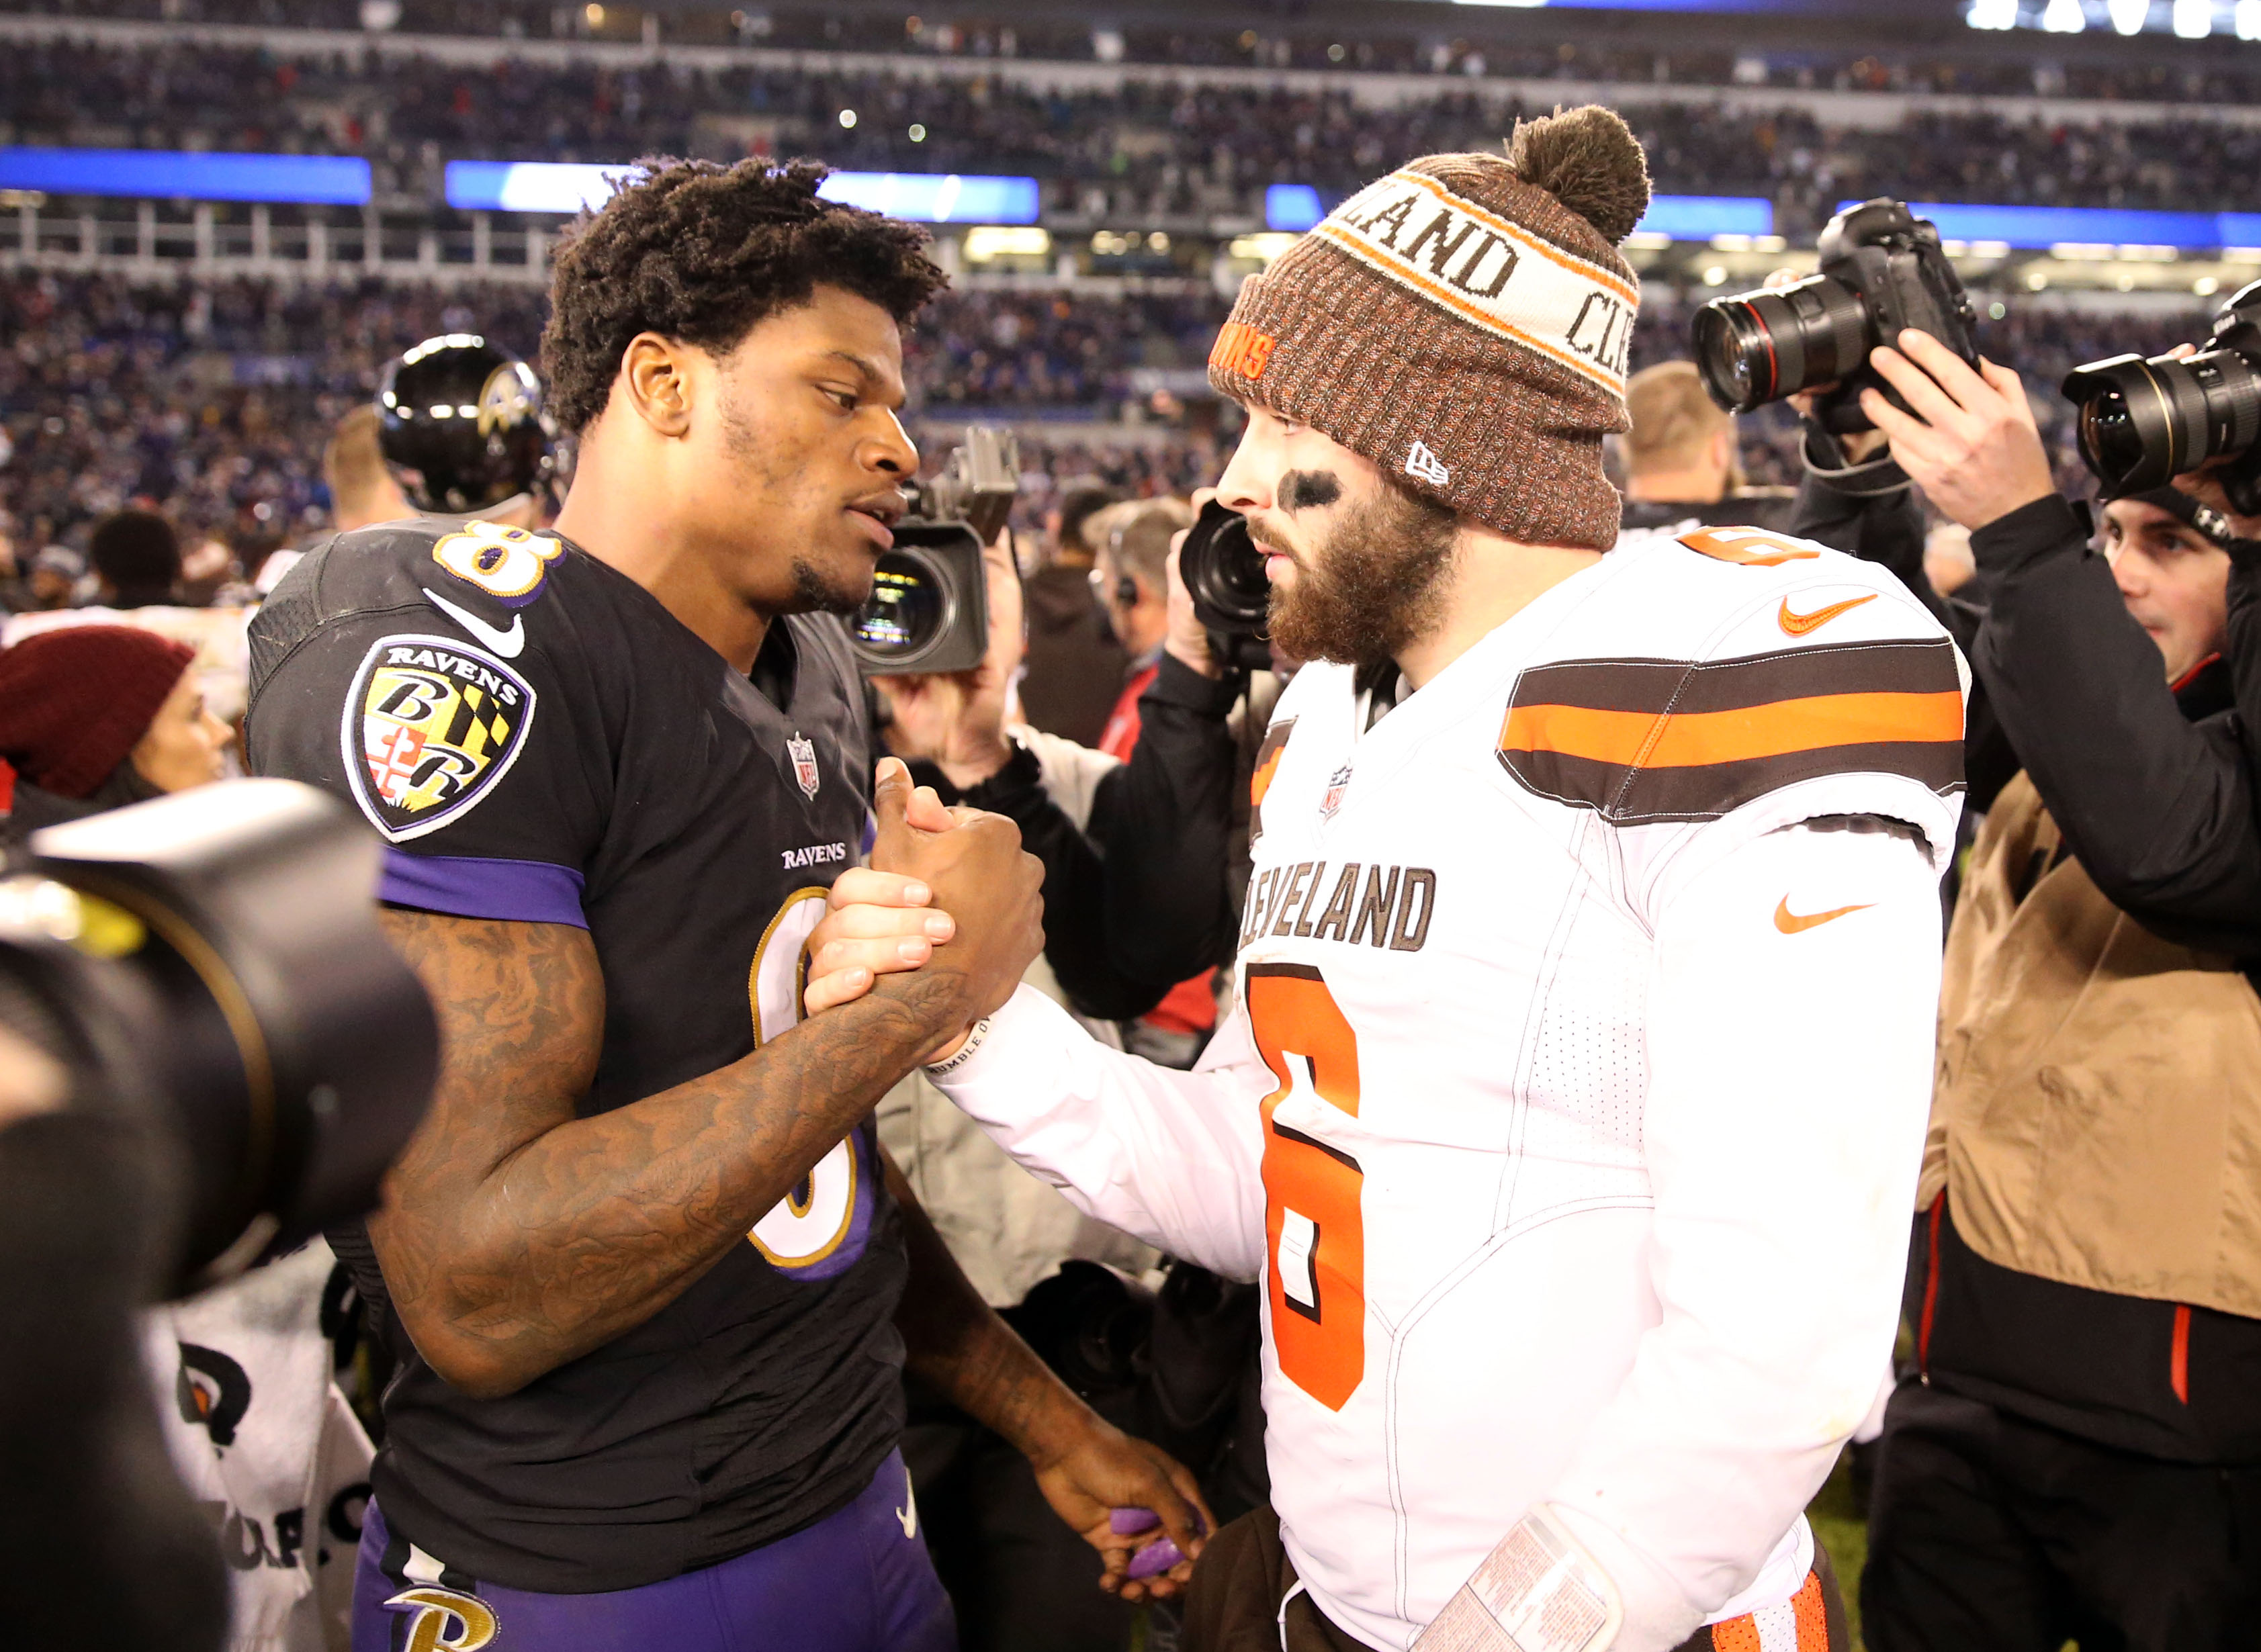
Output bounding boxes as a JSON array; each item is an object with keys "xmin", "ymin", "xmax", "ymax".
[{"xmin": 341, "ymin": 634, "xmax": 537, "ymax": 842}]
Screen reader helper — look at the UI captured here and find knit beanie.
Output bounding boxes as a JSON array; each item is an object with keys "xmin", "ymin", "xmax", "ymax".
[
  {"xmin": 1207, "ymin": 105, "xmax": 1651, "ymax": 550},
  {"xmin": 0, "ymin": 625, "xmax": 196, "ymax": 800}
]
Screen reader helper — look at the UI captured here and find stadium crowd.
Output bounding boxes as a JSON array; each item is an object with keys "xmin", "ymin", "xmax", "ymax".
[
  {"xmin": 0, "ymin": 266, "xmax": 2208, "ymax": 578},
  {"xmin": 5, "ymin": 38, "xmax": 2261, "ymax": 1652},
  {"xmin": 2, "ymin": 38, "xmax": 2259, "ymax": 226},
  {"xmin": 7, "ymin": 0, "xmax": 2261, "ymax": 101}
]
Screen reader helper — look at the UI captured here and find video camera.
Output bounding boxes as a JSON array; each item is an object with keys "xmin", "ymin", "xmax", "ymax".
[
  {"xmin": 1177, "ymin": 500, "xmax": 1276, "ymax": 675},
  {"xmin": 848, "ymin": 426, "xmax": 1018, "ymax": 676},
  {"xmin": 2064, "ymin": 280, "xmax": 2261, "ymax": 512},
  {"xmin": 0, "ymin": 780, "xmax": 437, "ymax": 1297},
  {"xmin": 1692, "ymin": 199, "xmax": 1980, "ymax": 433}
]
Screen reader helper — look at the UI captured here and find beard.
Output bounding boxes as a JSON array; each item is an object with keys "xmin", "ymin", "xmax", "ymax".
[
  {"xmin": 1264, "ymin": 480, "xmax": 1458, "ymax": 670},
  {"xmin": 789, "ymin": 552, "xmax": 871, "ymax": 617}
]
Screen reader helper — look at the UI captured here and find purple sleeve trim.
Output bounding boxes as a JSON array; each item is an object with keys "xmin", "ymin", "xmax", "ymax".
[{"xmin": 379, "ymin": 850, "xmax": 588, "ymax": 929}]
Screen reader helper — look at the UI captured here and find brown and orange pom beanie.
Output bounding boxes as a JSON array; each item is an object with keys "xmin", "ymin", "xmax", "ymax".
[{"xmin": 1206, "ymin": 105, "xmax": 1652, "ymax": 551}]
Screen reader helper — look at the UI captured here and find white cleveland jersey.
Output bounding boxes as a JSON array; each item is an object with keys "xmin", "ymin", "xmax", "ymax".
[{"xmin": 936, "ymin": 524, "xmax": 1965, "ymax": 1650}]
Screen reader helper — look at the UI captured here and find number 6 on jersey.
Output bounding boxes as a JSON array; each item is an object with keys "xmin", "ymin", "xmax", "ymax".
[{"xmin": 1247, "ymin": 962, "xmax": 1366, "ymax": 1412}]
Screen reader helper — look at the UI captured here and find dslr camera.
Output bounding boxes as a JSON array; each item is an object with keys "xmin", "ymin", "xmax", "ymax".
[
  {"xmin": 1693, "ymin": 199, "xmax": 1980, "ymax": 432},
  {"xmin": 0, "ymin": 779, "xmax": 437, "ymax": 1296},
  {"xmin": 848, "ymin": 425, "xmax": 1017, "ymax": 676},
  {"xmin": 1177, "ymin": 499, "xmax": 1276, "ymax": 675},
  {"xmin": 2063, "ymin": 279, "xmax": 2261, "ymax": 511}
]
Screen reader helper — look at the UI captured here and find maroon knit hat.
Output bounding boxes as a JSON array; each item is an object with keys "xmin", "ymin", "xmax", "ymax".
[
  {"xmin": 0, "ymin": 625, "xmax": 196, "ymax": 800},
  {"xmin": 1207, "ymin": 106, "xmax": 1652, "ymax": 550}
]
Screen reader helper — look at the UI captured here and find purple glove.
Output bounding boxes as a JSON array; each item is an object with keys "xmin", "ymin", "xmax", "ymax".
[{"xmin": 1112, "ymin": 1506, "xmax": 1206, "ymax": 1580}]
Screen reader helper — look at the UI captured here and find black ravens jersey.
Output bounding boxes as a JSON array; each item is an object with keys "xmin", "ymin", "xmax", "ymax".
[{"xmin": 245, "ymin": 517, "xmax": 904, "ymax": 1593}]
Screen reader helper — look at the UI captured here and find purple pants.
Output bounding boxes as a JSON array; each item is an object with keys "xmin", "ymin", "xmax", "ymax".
[{"xmin": 352, "ymin": 1450, "xmax": 955, "ymax": 1652}]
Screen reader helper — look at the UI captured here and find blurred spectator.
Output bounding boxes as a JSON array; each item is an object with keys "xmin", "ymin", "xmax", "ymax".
[
  {"xmin": 5, "ymin": 544, "xmax": 81, "ymax": 612},
  {"xmin": 1018, "ymin": 484, "xmax": 1128, "ymax": 749},
  {"xmin": 87, "ymin": 508, "xmax": 181, "ymax": 608},
  {"xmin": 321, "ymin": 404, "xmax": 414, "ymax": 534},
  {"xmin": 1616, "ymin": 360, "xmax": 1795, "ymax": 536},
  {"xmin": 0, "ymin": 625, "xmax": 226, "ymax": 839},
  {"xmin": 5, "ymin": 509, "xmax": 255, "ymax": 726},
  {"xmin": 1092, "ymin": 499, "xmax": 1196, "ymax": 761}
]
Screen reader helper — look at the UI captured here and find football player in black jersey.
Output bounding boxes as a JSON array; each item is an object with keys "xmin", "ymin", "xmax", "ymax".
[{"xmin": 246, "ymin": 158, "xmax": 1207, "ymax": 1652}]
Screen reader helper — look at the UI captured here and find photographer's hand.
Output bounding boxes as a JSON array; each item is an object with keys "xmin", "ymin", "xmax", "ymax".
[
  {"xmin": 1860, "ymin": 330, "xmax": 2055, "ymax": 531},
  {"xmin": 1163, "ymin": 486, "xmax": 1222, "ymax": 680}
]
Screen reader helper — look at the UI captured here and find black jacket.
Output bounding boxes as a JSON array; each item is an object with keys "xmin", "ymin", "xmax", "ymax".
[{"xmin": 914, "ymin": 653, "xmax": 1239, "ymax": 1023}]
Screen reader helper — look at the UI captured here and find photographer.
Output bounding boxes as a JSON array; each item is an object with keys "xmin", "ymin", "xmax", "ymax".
[{"xmin": 1829, "ymin": 326, "xmax": 2261, "ymax": 1651}]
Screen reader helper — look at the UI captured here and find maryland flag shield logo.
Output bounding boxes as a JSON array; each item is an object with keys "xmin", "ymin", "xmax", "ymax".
[{"xmin": 341, "ymin": 633, "xmax": 537, "ymax": 842}]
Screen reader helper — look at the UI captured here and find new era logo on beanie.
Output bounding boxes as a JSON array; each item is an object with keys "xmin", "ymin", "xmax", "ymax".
[
  {"xmin": 1406, "ymin": 442, "xmax": 1452, "ymax": 487},
  {"xmin": 1206, "ymin": 105, "xmax": 1651, "ymax": 551}
]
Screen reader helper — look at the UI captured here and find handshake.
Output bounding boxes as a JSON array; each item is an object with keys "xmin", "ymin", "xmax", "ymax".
[{"xmin": 802, "ymin": 755, "xmax": 1047, "ymax": 1061}]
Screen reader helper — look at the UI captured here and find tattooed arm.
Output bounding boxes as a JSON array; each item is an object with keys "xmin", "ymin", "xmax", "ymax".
[
  {"xmin": 369, "ymin": 762, "xmax": 1041, "ymax": 1399},
  {"xmin": 885, "ymin": 1150, "xmax": 1210, "ymax": 1599}
]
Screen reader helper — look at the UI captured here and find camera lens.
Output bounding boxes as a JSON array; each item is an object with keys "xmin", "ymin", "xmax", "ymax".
[
  {"xmin": 2064, "ymin": 350, "xmax": 2261, "ymax": 495},
  {"xmin": 1691, "ymin": 275, "xmax": 1871, "ymax": 414},
  {"xmin": 852, "ymin": 549, "xmax": 953, "ymax": 663},
  {"xmin": 2076, "ymin": 388, "xmax": 2147, "ymax": 490},
  {"xmin": 1180, "ymin": 504, "xmax": 1270, "ymax": 635}
]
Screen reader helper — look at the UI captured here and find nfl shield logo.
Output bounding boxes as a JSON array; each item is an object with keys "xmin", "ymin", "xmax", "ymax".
[
  {"xmin": 1321, "ymin": 763, "xmax": 1352, "ymax": 822},
  {"xmin": 788, "ymin": 733, "xmax": 821, "ymax": 800}
]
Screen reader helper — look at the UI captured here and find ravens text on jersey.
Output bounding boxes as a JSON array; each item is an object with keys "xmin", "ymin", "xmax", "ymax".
[{"xmin": 245, "ymin": 516, "xmax": 903, "ymax": 1593}]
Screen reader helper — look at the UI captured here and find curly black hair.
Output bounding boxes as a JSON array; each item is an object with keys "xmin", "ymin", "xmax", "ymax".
[{"xmin": 540, "ymin": 156, "xmax": 948, "ymax": 434}]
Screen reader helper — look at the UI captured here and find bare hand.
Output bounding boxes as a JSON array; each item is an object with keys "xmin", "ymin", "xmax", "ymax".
[
  {"xmin": 864, "ymin": 757, "xmax": 1043, "ymax": 1052},
  {"xmin": 1163, "ymin": 486, "xmax": 1221, "ymax": 680},
  {"xmin": 1859, "ymin": 330, "xmax": 2056, "ymax": 531},
  {"xmin": 1030, "ymin": 1417, "xmax": 1214, "ymax": 1603},
  {"xmin": 869, "ymin": 527, "xmax": 1025, "ymax": 788}
]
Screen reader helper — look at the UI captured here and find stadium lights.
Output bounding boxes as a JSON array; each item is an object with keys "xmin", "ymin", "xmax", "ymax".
[
  {"xmin": 443, "ymin": 163, "xmax": 1041, "ymax": 224},
  {"xmin": 0, "ymin": 148, "xmax": 372, "ymax": 205},
  {"xmin": 2242, "ymin": 0, "xmax": 2261, "ymax": 36},
  {"xmin": 1845, "ymin": 201, "xmax": 2261, "ymax": 253},
  {"xmin": 961, "ymin": 225, "xmax": 1050, "ymax": 261},
  {"xmin": 2107, "ymin": 0, "xmax": 2149, "ymax": 31},
  {"xmin": 2041, "ymin": 0, "xmax": 2085, "ymax": 29}
]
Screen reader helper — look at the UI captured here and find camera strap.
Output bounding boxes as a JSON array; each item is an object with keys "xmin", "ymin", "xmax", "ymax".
[{"xmin": 1800, "ymin": 420, "xmax": 1912, "ymax": 499}]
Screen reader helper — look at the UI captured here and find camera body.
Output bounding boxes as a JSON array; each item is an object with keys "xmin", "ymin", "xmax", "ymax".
[
  {"xmin": 1178, "ymin": 500, "xmax": 1275, "ymax": 674},
  {"xmin": 848, "ymin": 426, "xmax": 1016, "ymax": 676},
  {"xmin": 2062, "ymin": 281, "xmax": 2261, "ymax": 512},
  {"xmin": 0, "ymin": 780, "xmax": 437, "ymax": 1297},
  {"xmin": 1692, "ymin": 199, "xmax": 1980, "ymax": 432}
]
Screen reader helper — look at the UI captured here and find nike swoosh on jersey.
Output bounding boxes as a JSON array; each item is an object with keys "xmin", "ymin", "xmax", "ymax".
[
  {"xmin": 1777, "ymin": 593, "xmax": 1878, "ymax": 636},
  {"xmin": 1773, "ymin": 896, "xmax": 1873, "ymax": 933},
  {"xmin": 422, "ymin": 588, "xmax": 526, "ymax": 658}
]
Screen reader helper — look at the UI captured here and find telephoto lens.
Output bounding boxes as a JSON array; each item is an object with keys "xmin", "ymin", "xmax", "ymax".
[
  {"xmin": 1691, "ymin": 199, "xmax": 1978, "ymax": 432},
  {"xmin": 2063, "ymin": 280, "xmax": 2261, "ymax": 510}
]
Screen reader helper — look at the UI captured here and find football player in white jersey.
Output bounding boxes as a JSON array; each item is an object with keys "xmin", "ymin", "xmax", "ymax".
[{"xmin": 812, "ymin": 108, "xmax": 1964, "ymax": 1652}]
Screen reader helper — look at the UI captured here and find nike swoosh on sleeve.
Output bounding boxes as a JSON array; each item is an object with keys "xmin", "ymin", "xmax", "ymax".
[
  {"xmin": 421, "ymin": 588, "xmax": 526, "ymax": 658},
  {"xmin": 1774, "ymin": 896, "xmax": 1874, "ymax": 933},
  {"xmin": 1777, "ymin": 593, "xmax": 1878, "ymax": 636}
]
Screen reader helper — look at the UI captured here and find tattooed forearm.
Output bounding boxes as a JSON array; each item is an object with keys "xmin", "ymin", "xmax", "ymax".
[
  {"xmin": 373, "ymin": 909, "xmax": 970, "ymax": 1399},
  {"xmin": 885, "ymin": 1152, "xmax": 1090, "ymax": 1465}
]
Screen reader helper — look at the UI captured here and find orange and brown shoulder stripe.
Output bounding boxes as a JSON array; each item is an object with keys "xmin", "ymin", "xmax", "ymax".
[{"xmin": 1498, "ymin": 637, "xmax": 1963, "ymax": 824}]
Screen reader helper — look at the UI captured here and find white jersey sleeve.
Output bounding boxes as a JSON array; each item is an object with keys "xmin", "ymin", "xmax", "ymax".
[
  {"xmin": 928, "ymin": 984, "xmax": 1271, "ymax": 1282},
  {"xmin": 1538, "ymin": 812, "xmax": 1943, "ymax": 1646}
]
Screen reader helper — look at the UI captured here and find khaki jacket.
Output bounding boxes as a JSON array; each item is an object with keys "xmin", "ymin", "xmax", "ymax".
[{"xmin": 1923, "ymin": 771, "xmax": 2261, "ymax": 1318}]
